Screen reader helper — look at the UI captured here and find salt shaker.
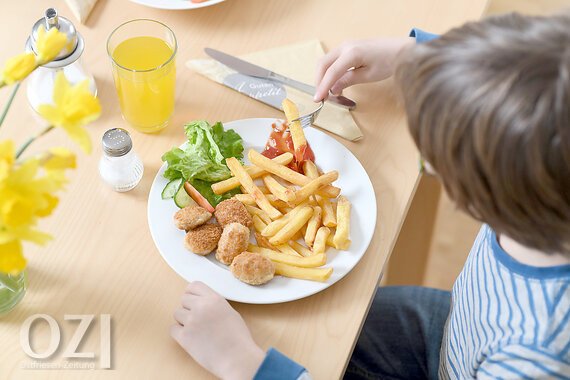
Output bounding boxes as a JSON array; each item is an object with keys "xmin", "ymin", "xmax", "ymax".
[
  {"xmin": 98, "ymin": 129, "xmax": 144, "ymax": 192},
  {"xmin": 25, "ymin": 8, "xmax": 97, "ymax": 112}
]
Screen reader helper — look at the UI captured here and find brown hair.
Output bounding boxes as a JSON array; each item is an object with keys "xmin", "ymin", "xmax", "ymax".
[{"xmin": 396, "ymin": 12, "xmax": 570, "ymax": 254}]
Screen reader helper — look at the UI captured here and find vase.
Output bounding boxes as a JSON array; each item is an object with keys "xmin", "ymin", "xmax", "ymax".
[{"xmin": 0, "ymin": 270, "xmax": 27, "ymax": 315}]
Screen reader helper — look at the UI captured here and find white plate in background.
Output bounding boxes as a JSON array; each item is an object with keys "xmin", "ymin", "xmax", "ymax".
[{"xmin": 129, "ymin": 0, "xmax": 225, "ymax": 10}]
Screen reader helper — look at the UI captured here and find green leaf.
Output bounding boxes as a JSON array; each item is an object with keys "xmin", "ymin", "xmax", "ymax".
[
  {"xmin": 162, "ymin": 120, "xmax": 244, "ymax": 205},
  {"xmin": 211, "ymin": 122, "xmax": 244, "ymax": 162}
]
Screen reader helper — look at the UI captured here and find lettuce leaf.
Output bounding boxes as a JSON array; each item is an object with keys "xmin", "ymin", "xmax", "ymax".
[{"xmin": 161, "ymin": 120, "xmax": 244, "ymax": 206}]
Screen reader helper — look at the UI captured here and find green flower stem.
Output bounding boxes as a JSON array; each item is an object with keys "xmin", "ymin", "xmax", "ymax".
[
  {"xmin": 0, "ymin": 271, "xmax": 20, "ymax": 292},
  {"xmin": 15, "ymin": 125, "xmax": 54, "ymax": 159},
  {"xmin": 0, "ymin": 81, "xmax": 21, "ymax": 129}
]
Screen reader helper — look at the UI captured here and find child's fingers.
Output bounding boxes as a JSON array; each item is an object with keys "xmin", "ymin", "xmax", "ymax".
[
  {"xmin": 314, "ymin": 48, "xmax": 342, "ymax": 100},
  {"xmin": 173, "ymin": 307, "xmax": 191, "ymax": 326},
  {"xmin": 315, "ymin": 53, "xmax": 358, "ymax": 102},
  {"xmin": 181, "ymin": 293, "xmax": 200, "ymax": 310},
  {"xmin": 185, "ymin": 281, "xmax": 216, "ymax": 296},
  {"xmin": 330, "ymin": 67, "xmax": 369, "ymax": 95}
]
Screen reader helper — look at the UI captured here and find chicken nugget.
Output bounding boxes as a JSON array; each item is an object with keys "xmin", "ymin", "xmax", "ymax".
[
  {"xmin": 174, "ymin": 206, "xmax": 212, "ymax": 230},
  {"xmin": 214, "ymin": 198, "xmax": 253, "ymax": 229},
  {"xmin": 216, "ymin": 222, "xmax": 250, "ymax": 265},
  {"xmin": 230, "ymin": 251, "xmax": 274, "ymax": 285},
  {"xmin": 184, "ymin": 223, "xmax": 222, "ymax": 255}
]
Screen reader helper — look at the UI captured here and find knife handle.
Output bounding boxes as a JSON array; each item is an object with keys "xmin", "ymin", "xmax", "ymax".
[{"xmin": 269, "ymin": 72, "xmax": 356, "ymax": 110}]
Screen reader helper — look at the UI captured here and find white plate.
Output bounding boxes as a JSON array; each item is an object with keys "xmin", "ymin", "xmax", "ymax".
[
  {"xmin": 129, "ymin": 0, "xmax": 225, "ymax": 10},
  {"xmin": 148, "ymin": 118, "xmax": 377, "ymax": 304}
]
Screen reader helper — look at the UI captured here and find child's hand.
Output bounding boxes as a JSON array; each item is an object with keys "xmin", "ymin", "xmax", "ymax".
[
  {"xmin": 314, "ymin": 37, "xmax": 414, "ymax": 101},
  {"xmin": 170, "ymin": 281, "xmax": 265, "ymax": 380}
]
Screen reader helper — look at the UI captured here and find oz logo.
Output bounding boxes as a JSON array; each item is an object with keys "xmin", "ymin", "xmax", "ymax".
[{"xmin": 20, "ymin": 314, "xmax": 111, "ymax": 369}]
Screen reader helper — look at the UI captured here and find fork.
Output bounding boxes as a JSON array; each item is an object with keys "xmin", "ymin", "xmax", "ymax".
[{"xmin": 291, "ymin": 101, "xmax": 324, "ymax": 129}]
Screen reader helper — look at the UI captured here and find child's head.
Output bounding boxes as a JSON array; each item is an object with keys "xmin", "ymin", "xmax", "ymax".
[{"xmin": 396, "ymin": 12, "xmax": 570, "ymax": 254}]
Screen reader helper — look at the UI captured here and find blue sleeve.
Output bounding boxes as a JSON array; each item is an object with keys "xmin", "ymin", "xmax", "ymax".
[
  {"xmin": 253, "ymin": 347, "xmax": 308, "ymax": 380},
  {"xmin": 409, "ymin": 28, "xmax": 439, "ymax": 43}
]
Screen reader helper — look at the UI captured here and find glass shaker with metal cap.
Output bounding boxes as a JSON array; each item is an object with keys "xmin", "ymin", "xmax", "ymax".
[
  {"xmin": 25, "ymin": 7, "xmax": 97, "ymax": 112},
  {"xmin": 98, "ymin": 128, "xmax": 144, "ymax": 192}
]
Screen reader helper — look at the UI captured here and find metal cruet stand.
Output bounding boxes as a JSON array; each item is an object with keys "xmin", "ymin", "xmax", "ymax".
[{"xmin": 25, "ymin": 7, "xmax": 97, "ymax": 112}]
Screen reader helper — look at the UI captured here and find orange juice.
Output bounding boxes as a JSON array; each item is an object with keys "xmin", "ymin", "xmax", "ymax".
[{"xmin": 111, "ymin": 36, "xmax": 176, "ymax": 132}]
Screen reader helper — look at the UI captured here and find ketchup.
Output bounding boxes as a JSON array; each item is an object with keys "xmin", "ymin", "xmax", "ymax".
[{"xmin": 262, "ymin": 121, "xmax": 315, "ymax": 173}]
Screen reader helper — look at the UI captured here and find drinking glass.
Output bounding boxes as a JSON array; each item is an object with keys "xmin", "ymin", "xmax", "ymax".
[{"xmin": 107, "ymin": 19, "xmax": 177, "ymax": 133}]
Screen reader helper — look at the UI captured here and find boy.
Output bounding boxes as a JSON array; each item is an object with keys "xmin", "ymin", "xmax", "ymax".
[{"xmin": 170, "ymin": 12, "xmax": 570, "ymax": 379}]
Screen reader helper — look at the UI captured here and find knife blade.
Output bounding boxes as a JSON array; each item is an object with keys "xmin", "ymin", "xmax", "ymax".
[{"xmin": 204, "ymin": 47, "xmax": 356, "ymax": 110}]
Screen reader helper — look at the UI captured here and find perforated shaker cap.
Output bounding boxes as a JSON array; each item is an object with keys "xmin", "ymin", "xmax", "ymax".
[{"xmin": 102, "ymin": 128, "xmax": 133, "ymax": 157}]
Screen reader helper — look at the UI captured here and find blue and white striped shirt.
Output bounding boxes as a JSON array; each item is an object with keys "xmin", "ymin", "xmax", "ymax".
[{"xmin": 439, "ymin": 225, "xmax": 570, "ymax": 379}]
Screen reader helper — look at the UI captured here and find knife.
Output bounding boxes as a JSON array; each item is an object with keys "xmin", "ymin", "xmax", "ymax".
[{"xmin": 204, "ymin": 48, "xmax": 356, "ymax": 110}]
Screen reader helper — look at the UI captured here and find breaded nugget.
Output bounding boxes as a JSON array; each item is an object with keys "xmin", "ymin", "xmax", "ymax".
[
  {"xmin": 214, "ymin": 198, "xmax": 253, "ymax": 229},
  {"xmin": 230, "ymin": 251, "xmax": 274, "ymax": 285},
  {"xmin": 216, "ymin": 222, "xmax": 250, "ymax": 265},
  {"xmin": 184, "ymin": 223, "xmax": 222, "ymax": 255},
  {"xmin": 174, "ymin": 206, "xmax": 212, "ymax": 230}
]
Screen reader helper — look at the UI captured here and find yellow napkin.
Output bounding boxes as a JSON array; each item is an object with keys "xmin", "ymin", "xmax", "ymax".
[
  {"xmin": 186, "ymin": 40, "xmax": 363, "ymax": 141},
  {"xmin": 65, "ymin": 0, "xmax": 98, "ymax": 23}
]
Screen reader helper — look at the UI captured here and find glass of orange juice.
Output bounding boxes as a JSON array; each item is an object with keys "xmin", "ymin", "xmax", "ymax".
[{"xmin": 107, "ymin": 20, "xmax": 177, "ymax": 133}]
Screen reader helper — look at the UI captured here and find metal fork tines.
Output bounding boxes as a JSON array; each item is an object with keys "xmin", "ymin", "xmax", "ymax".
[{"xmin": 291, "ymin": 101, "xmax": 324, "ymax": 129}]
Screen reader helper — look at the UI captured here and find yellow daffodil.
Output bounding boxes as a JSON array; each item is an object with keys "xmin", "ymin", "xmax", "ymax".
[
  {"xmin": 35, "ymin": 25, "xmax": 69, "ymax": 64},
  {"xmin": 37, "ymin": 72, "xmax": 101, "ymax": 154},
  {"xmin": 0, "ymin": 143, "xmax": 76, "ymax": 274},
  {"xmin": 41, "ymin": 147, "xmax": 76, "ymax": 171},
  {"xmin": 0, "ymin": 141, "xmax": 15, "ymax": 182},
  {"xmin": 0, "ymin": 53, "xmax": 37, "ymax": 86},
  {"xmin": 0, "ymin": 240, "xmax": 26, "ymax": 276}
]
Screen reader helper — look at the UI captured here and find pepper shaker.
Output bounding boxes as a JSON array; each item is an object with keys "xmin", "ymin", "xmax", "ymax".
[
  {"xmin": 25, "ymin": 8, "xmax": 97, "ymax": 112},
  {"xmin": 98, "ymin": 128, "xmax": 144, "ymax": 192}
]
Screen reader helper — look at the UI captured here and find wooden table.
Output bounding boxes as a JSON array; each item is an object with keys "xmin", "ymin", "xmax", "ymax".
[{"xmin": 0, "ymin": 0, "xmax": 487, "ymax": 378}]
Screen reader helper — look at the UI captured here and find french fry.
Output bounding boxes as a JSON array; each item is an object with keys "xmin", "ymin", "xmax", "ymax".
[
  {"xmin": 262, "ymin": 175, "xmax": 296, "ymax": 203},
  {"xmin": 300, "ymin": 224, "xmax": 308, "ymax": 238},
  {"xmin": 242, "ymin": 185, "xmax": 270, "ymax": 194},
  {"xmin": 253, "ymin": 233, "xmax": 301, "ymax": 257},
  {"xmin": 252, "ymin": 215, "xmax": 267, "ymax": 234},
  {"xmin": 289, "ymin": 240, "xmax": 314, "ymax": 257},
  {"xmin": 226, "ymin": 157, "xmax": 282, "ymax": 220},
  {"xmin": 245, "ymin": 204, "xmax": 271, "ymax": 225},
  {"xmin": 304, "ymin": 206, "xmax": 322, "ymax": 248},
  {"xmin": 272, "ymin": 262, "xmax": 332, "ymax": 282},
  {"xmin": 333, "ymin": 196, "xmax": 351, "ymax": 250},
  {"xmin": 235, "ymin": 193, "xmax": 256, "ymax": 205},
  {"xmin": 278, "ymin": 206, "xmax": 293, "ymax": 214},
  {"xmin": 292, "ymin": 171, "xmax": 338, "ymax": 205},
  {"xmin": 292, "ymin": 231, "xmax": 304, "ymax": 242},
  {"xmin": 248, "ymin": 244, "xmax": 326, "ymax": 268},
  {"xmin": 304, "ymin": 160, "xmax": 333, "ymax": 227},
  {"xmin": 275, "ymin": 243, "xmax": 302, "ymax": 257},
  {"xmin": 269, "ymin": 207, "xmax": 313, "ymax": 246},
  {"xmin": 308, "ymin": 195, "xmax": 318, "ymax": 206},
  {"xmin": 326, "ymin": 231, "xmax": 335, "ymax": 247},
  {"xmin": 282, "ymin": 98, "xmax": 307, "ymax": 163},
  {"xmin": 236, "ymin": 193, "xmax": 289, "ymax": 209},
  {"xmin": 319, "ymin": 197, "xmax": 337, "ymax": 228},
  {"xmin": 313, "ymin": 226, "xmax": 330, "ymax": 254},
  {"xmin": 304, "ymin": 161, "xmax": 335, "ymax": 226},
  {"xmin": 212, "ymin": 153, "xmax": 293, "ymax": 194},
  {"xmin": 262, "ymin": 201, "xmax": 309, "ymax": 237},
  {"xmin": 254, "ymin": 231, "xmax": 277, "ymax": 250},
  {"xmin": 248, "ymin": 149, "xmax": 340, "ymax": 198},
  {"xmin": 303, "ymin": 160, "xmax": 319, "ymax": 179}
]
